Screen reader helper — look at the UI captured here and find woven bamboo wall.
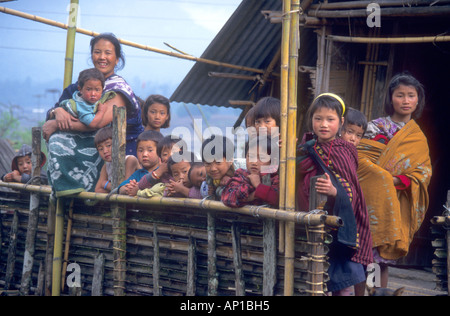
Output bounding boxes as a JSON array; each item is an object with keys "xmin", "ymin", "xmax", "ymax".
[{"xmin": 0, "ymin": 190, "xmax": 331, "ymax": 296}]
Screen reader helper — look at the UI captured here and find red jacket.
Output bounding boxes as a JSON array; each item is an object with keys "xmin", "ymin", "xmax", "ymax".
[{"xmin": 221, "ymin": 169, "xmax": 279, "ymax": 208}]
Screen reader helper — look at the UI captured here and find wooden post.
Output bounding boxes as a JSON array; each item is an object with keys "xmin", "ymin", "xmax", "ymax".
[
  {"xmin": 231, "ymin": 222, "xmax": 245, "ymax": 296},
  {"xmin": 36, "ymin": 261, "xmax": 45, "ymax": 296},
  {"xmin": 187, "ymin": 236, "xmax": 197, "ymax": 296},
  {"xmin": 263, "ymin": 219, "xmax": 277, "ymax": 296},
  {"xmin": 207, "ymin": 212, "xmax": 218, "ymax": 296},
  {"xmin": 20, "ymin": 127, "xmax": 43, "ymax": 295},
  {"xmin": 92, "ymin": 253, "xmax": 105, "ymax": 296},
  {"xmin": 4, "ymin": 210, "xmax": 19, "ymax": 290},
  {"xmin": 153, "ymin": 224, "xmax": 161, "ymax": 296},
  {"xmin": 112, "ymin": 105, "xmax": 127, "ymax": 296}
]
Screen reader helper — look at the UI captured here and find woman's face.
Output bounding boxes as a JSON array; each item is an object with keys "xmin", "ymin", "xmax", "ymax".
[{"xmin": 91, "ymin": 39, "xmax": 118, "ymax": 78}]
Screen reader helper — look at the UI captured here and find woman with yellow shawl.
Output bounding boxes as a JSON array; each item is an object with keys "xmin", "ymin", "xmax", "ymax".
[{"xmin": 357, "ymin": 73, "xmax": 432, "ymax": 287}]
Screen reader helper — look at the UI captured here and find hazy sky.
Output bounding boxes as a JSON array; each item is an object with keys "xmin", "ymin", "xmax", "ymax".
[{"xmin": 0, "ymin": 0, "xmax": 242, "ymax": 87}]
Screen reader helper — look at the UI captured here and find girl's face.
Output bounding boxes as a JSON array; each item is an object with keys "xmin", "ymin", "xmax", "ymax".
[
  {"xmin": 146, "ymin": 103, "xmax": 169, "ymax": 131},
  {"xmin": 312, "ymin": 107, "xmax": 343, "ymax": 143},
  {"xmin": 92, "ymin": 39, "xmax": 118, "ymax": 78},
  {"xmin": 189, "ymin": 166, "xmax": 207, "ymax": 187},
  {"xmin": 97, "ymin": 139, "xmax": 113, "ymax": 162},
  {"xmin": 79, "ymin": 79, "xmax": 103, "ymax": 105},
  {"xmin": 204, "ymin": 158, "xmax": 233, "ymax": 180},
  {"xmin": 137, "ymin": 140, "xmax": 159, "ymax": 171},
  {"xmin": 254, "ymin": 116, "xmax": 278, "ymax": 135},
  {"xmin": 391, "ymin": 84, "xmax": 418, "ymax": 122},
  {"xmin": 17, "ymin": 156, "xmax": 32, "ymax": 175}
]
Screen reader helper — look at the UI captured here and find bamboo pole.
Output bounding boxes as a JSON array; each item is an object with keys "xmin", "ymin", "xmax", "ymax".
[
  {"xmin": 0, "ymin": 6, "xmax": 265, "ymax": 75},
  {"xmin": 279, "ymin": 0, "xmax": 292, "ymax": 259},
  {"xmin": 0, "ymin": 181, "xmax": 343, "ymax": 228},
  {"xmin": 309, "ymin": 0, "xmax": 450, "ymax": 10},
  {"xmin": 328, "ymin": 34, "xmax": 450, "ymax": 44},
  {"xmin": 61, "ymin": 199, "xmax": 74, "ymax": 292},
  {"xmin": 307, "ymin": 5, "xmax": 450, "ymax": 18},
  {"xmin": 284, "ymin": 0, "xmax": 300, "ymax": 297},
  {"xmin": 4, "ymin": 210, "xmax": 19, "ymax": 290},
  {"xmin": 63, "ymin": 0, "xmax": 78, "ymax": 90},
  {"xmin": 52, "ymin": 198, "xmax": 65, "ymax": 296}
]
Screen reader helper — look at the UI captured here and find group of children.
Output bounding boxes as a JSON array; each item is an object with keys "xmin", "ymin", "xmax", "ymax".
[{"xmin": 1, "ymin": 69, "xmax": 431, "ymax": 297}]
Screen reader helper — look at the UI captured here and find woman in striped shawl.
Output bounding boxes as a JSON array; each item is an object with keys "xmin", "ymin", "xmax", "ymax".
[{"xmin": 297, "ymin": 93, "xmax": 373, "ymax": 296}]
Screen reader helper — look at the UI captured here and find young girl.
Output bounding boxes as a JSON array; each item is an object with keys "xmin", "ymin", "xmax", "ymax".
[
  {"xmin": 358, "ymin": 73, "xmax": 432, "ymax": 288},
  {"xmin": 222, "ymin": 135, "xmax": 279, "ymax": 208},
  {"xmin": 141, "ymin": 94, "xmax": 171, "ymax": 133},
  {"xmin": 202, "ymin": 135, "xmax": 235, "ymax": 201},
  {"xmin": 253, "ymin": 97, "xmax": 280, "ymax": 136},
  {"xmin": 297, "ymin": 93, "xmax": 373, "ymax": 296}
]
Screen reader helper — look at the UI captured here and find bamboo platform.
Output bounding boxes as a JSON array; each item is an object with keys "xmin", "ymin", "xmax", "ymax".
[{"xmin": 0, "ymin": 183, "xmax": 340, "ymax": 296}]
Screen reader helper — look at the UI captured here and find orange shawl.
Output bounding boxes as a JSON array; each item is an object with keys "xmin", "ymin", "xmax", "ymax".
[{"xmin": 357, "ymin": 120, "xmax": 432, "ymax": 260}]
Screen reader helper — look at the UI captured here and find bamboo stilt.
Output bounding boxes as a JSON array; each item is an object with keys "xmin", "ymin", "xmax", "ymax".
[
  {"xmin": 186, "ymin": 236, "xmax": 197, "ymax": 296},
  {"xmin": 44, "ymin": 196, "xmax": 56, "ymax": 296},
  {"xmin": 207, "ymin": 212, "xmax": 218, "ymax": 296},
  {"xmin": 92, "ymin": 253, "xmax": 105, "ymax": 296}
]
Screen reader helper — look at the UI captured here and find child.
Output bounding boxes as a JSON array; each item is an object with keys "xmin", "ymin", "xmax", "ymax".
[
  {"xmin": 297, "ymin": 93, "xmax": 373, "ymax": 296},
  {"xmin": 253, "ymin": 97, "xmax": 280, "ymax": 136},
  {"xmin": 358, "ymin": 73, "xmax": 432, "ymax": 288},
  {"xmin": 165, "ymin": 152, "xmax": 203, "ymax": 199},
  {"xmin": 202, "ymin": 135, "xmax": 235, "ymax": 200},
  {"xmin": 341, "ymin": 108, "xmax": 368, "ymax": 147},
  {"xmin": 141, "ymin": 94, "xmax": 171, "ymax": 133},
  {"xmin": 93, "ymin": 126, "xmax": 140, "ymax": 193},
  {"xmin": 221, "ymin": 135, "xmax": 279, "ymax": 208},
  {"xmin": 118, "ymin": 130, "xmax": 163, "ymax": 196},
  {"xmin": 60, "ymin": 68, "xmax": 116, "ymax": 128},
  {"xmin": 1, "ymin": 144, "xmax": 48, "ymax": 185},
  {"xmin": 138, "ymin": 135, "xmax": 186, "ymax": 190},
  {"xmin": 188, "ymin": 162, "xmax": 207, "ymax": 193}
]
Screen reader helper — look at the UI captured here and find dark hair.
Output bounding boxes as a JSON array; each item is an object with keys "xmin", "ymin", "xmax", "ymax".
[
  {"xmin": 78, "ymin": 68, "xmax": 105, "ymax": 90},
  {"xmin": 306, "ymin": 94, "xmax": 345, "ymax": 132},
  {"xmin": 343, "ymin": 108, "xmax": 368, "ymax": 133},
  {"xmin": 141, "ymin": 94, "xmax": 171, "ymax": 128},
  {"xmin": 201, "ymin": 135, "xmax": 235, "ymax": 163},
  {"xmin": 94, "ymin": 126, "xmax": 113, "ymax": 147},
  {"xmin": 157, "ymin": 135, "xmax": 187, "ymax": 158},
  {"xmin": 253, "ymin": 97, "xmax": 281, "ymax": 127},
  {"xmin": 385, "ymin": 72, "xmax": 425, "ymax": 119},
  {"xmin": 188, "ymin": 162, "xmax": 205, "ymax": 183},
  {"xmin": 245, "ymin": 106, "xmax": 256, "ymax": 128},
  {"xmin": 90, "ymin": 33, "xmax": 125, "ymax": 71},
  {"xmin": 167, "ymin": 151, "xmax": 196, "ymax": 176},
  {"xmin": 136, "ymin": 130, "xmax": 164, "ymax": 147}
]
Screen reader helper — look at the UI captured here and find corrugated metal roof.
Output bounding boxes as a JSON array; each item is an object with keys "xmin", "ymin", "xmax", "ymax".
[
  {"xmin": 170, "ymin": 0, "xmax": 282, "ymax": 109},
  {"xmin": 0, "ymin": 138, "xmax": 15, "ymax": 176}
]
